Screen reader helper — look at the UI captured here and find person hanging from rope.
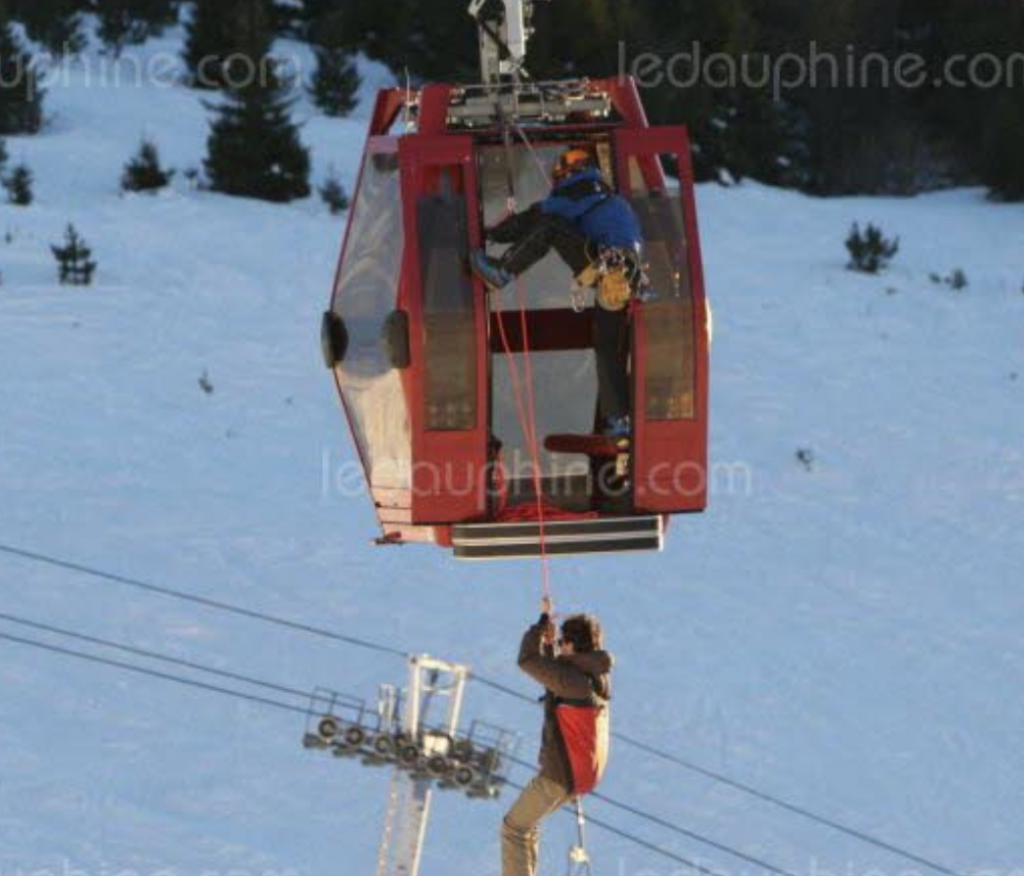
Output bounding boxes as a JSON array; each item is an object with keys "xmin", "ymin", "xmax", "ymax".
[
  {"xmin": 502, "ymin": 596, "xmax": 613, "ymax": 876},
  {"xmin": 470, "ymin": 146, "xmax": 651, "ymax": 439}
]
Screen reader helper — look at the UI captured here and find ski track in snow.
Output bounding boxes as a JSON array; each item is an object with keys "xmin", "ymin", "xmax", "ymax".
[{"xmin": 1, "ymin": 24, "xmax": 1024, "ymax": 876}]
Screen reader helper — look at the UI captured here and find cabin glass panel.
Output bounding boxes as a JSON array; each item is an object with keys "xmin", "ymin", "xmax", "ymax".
[
  {"xmin": 331, "ymin": 150, "xmax": 411, "ymax": 490},
  {"xmin": 418, "ymin": 184, "xmax": 477, "ymax": 431},
  {"xmin": 625, "ymin": 156, "xmax": 696, "ymax": 421}
]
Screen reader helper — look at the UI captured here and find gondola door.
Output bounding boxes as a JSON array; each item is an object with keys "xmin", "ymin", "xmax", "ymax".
[
  {"xmin": 399, "ymin": 135, "xmax": 490, "ymax": 524},
  {"xmin": 614, "ymin": 127, "xmax": 710, "ymax": 514}
]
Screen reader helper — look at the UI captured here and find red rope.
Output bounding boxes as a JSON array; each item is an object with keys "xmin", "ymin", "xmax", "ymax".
[
  {"xmin": 496, "ymin": 500, "xmax": 597, "ymax": 523},
  {"xmin": 493, "ymin": 156, "xmax": 552, "ymax": 597},
  {"xmin": 493, "ymin": 283, "xmax": 551, "ymax": 596},
  {"xmin": 514, "ymin": 276, "xmax": 551, "ymax": 596}
]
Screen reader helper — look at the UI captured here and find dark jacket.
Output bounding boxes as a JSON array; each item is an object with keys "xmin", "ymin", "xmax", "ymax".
[
  {"xmin": 517, "ymin": 617, "xmax": 614, "ymax": 790},
  {"xmin": 540, "ymin": 168, "xmax": 643, "ymax": 250}
]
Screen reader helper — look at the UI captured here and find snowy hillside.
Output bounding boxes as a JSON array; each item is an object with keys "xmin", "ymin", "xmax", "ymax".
[{"xmin": 2, "ymin": 26, "xmax": 1024, "ymax": 876}]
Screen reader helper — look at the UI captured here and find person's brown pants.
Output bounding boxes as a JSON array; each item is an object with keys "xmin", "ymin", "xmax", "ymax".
[{"xmin": 501, "ymin": 774, "xmax": 573, "ymax": 876}]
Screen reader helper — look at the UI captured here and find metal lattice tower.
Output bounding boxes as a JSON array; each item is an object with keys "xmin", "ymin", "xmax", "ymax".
[{"xmin": 375, "ymin": 655, "xmax": 470, "ymax": 876}]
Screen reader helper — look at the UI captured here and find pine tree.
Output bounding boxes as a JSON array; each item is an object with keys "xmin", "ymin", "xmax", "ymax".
[
  {"xmin": 303, "ymin": 0, "xmax": 385, "ymax": 57},
  {"xmin": 319, "ymin": 167, "xmax": 349, "ymax": 214},
  {"xmin": 4, "ymin": 162, "xmax": 33, "ymax": 205},
  {"xmin": 203, "ymin": 0, "xmax": 311, "ymax": 202},
  {"xmin": 309, "ymin": 13, "xmax": 360, "ymax": 117},
  {"xmin": 17, "ymin": 0, "xmax": 86, "ymax": 56},
  {"xmin": 121, "ymin": 138, "xmax": 174, "ymax": 193},
  {"xmin": 184, "ymin": 0, "xmax": 244, "ymax": 89},
  {"xmin": 983, "ymin": 94, "xmax": 1024, "ymax": 202},
  {"xmin": 98, "ymin": 0, "xmax": 153, "ymax": 56},
  {"xmin": 0, "ymin": 18, "xmax": 44, "ymax": 134},
  {"xmin": 52, "ymin": 224, "xmax": 97, "ymax": 286},
  {"xmin": 133, "ymin": 0, "xmax": 179, "ymax": 30}
]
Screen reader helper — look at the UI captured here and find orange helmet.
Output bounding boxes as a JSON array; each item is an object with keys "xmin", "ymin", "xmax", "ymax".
[{"xmin": 553, "ymin": 147, "xmax": 594, "ymax": 182}]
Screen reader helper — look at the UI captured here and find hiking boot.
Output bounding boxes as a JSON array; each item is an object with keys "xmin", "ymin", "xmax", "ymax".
[
  {"xmin": 602, "ymin": 415, "xmax": 631, "ymax": 439},
  {"xmin": 470, "ymin": 250, "xmax": 513, "ymax": 291}
]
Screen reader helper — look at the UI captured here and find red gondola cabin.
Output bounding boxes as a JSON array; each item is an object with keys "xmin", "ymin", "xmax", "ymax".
[{"xmin": 322, "ymin": 23, "xmax": 710, "ymax": 560}]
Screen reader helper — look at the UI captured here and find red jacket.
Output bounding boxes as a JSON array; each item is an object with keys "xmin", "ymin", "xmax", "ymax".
[{"xmin": 518, "ymin": 619, "xmax": 613, "ymax": 795}]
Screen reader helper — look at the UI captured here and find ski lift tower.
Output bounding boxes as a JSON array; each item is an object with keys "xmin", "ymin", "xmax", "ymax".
[{"xmin": 375, "ymin": 655, "xmax": 470, "ymax": 876}]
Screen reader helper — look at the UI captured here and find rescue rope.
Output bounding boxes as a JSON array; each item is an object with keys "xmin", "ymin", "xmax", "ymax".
[
  {"xmin": 495, "ymin": 112, "xmax": 552, "ymax": 597},
  {"xmin": 514, "ymin": 275, "xmax": 552, "ymax": 595},
  {"xmin": 492, "ymin": 280, "xmax": 552, "ymax": 596}
]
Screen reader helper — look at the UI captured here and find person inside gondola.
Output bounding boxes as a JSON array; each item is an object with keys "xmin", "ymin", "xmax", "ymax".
[{"xmin": 470, "ymin": 147, "xmax": 650, "ymax": 439}]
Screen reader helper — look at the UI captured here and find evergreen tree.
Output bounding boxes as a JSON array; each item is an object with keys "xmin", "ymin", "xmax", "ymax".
[
  {"xmin": 98, "ymin": 0, "xmax": 154, "ymax": 56},
  {"xmin": 184, "ymin": 0, "xmax": 245, "ymax": 89},
  {"xmin": 121, "ymin": 138, "xmax": 175, "ymax": 193},
  {"xmin": 0, "ymin": 17, "xmax": 44, "ymax": 135},
  {"xmin": 204, "ymin": 0, "xmax": 311, "ymax": 202},
  {"xmin": 4, "ymin": 162, "xmax": 33, "ymax": 205},
  {"xmin": 309, "ymin": 13, "xmax": 360, "ymax": 117},
  {"xmin": 17, "ymin": 0, "xmax": 86, "ymax": 56},
  {"xmin": 52, "ymin": 224, "xmax": 97, "ymax": 286},
  {"xmin": 301, "ymin": 0, "xmax": 341, "ymax": 35},
  {"xmin": 283, "ymin": 0, "xmax": 1022, "ymax": 197},
  {"xmin": 983, "ymin": 94, "xmax": 1024, "ymax": 202}
]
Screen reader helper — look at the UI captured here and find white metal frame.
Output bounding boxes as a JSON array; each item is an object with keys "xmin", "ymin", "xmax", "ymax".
[{"xmin": 375, "ymin": 655, "xmax": 471, "ymax": 876}]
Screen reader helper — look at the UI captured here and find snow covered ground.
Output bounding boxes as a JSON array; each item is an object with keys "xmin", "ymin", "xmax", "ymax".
[{"xmin": 1, "ymin": 23, "xmax": 1024, "ymax": 876}]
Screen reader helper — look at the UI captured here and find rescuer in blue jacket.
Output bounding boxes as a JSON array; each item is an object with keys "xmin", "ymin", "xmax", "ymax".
[{"xmin": 470, "ymin": 147, "xmax": 649, "ymax": 439}]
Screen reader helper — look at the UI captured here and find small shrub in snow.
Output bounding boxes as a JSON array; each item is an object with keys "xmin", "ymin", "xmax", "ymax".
[
  {"xmin": 121, "ymin": 138, "xmax": 174, "ymax": 193},
  {"xmin": 846, "ymin": 223, "xmax": 899, "ymax": 274},
  {"xmin": 52, "ymin": 224, "xmax": 97, "ymax": 286},
  {"xmin": 930, "ymin": 269, "xmax": 969, "ymax": 291},
  {"xmin": 5, "ymin": 163, "xmax": 34, "ymax": 206},
  {"xmin": 319, "ymin": 169, "xmax": 349, "ymax": 215}
]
